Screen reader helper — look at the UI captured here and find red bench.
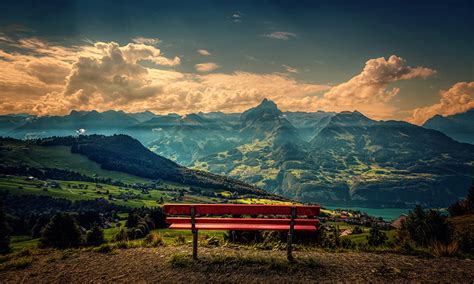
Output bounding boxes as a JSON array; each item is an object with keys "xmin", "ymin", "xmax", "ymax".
[{"xmin": 163, "ymin": 204, "xmax": 320, "ymax": 261}]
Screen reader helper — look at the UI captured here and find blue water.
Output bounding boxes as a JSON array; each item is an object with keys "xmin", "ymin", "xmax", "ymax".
[{"xmin": 323, "ymin": 206, "xmax": 413, "ymax": 221}]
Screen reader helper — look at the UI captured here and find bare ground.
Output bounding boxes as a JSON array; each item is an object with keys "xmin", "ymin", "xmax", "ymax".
[{"xmin": 1, "ymin": 246, "xmax": 473, "ymax": 283}]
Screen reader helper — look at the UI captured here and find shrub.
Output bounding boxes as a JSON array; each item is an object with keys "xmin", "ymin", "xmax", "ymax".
[
  {"xmin": 352, "ymin": 226, "xmax": 363, "ymax": 234},
  {"xmin": 367, "ymin": 224, "xmax": 387, "ymax": 247},
  {"xmin": 40, "ymin": 213, "xmax": 83, "ymax": 248},
  {"xmin": 143, "ymin": 232, "xmax": 164, "ymax": 247},
  {"xmin": 173, "ymin": 235, "xmax": 186, "ymax": 245},
  {"xmin": 431, "ymin": 241, "xmax": 459, "ymax": 257},
  {"xmin": 93, "ymin": 243, "xmax": 114, "ymax": 254},
  {"xmin": 114, "ymin": 229, "xmax": 129, "ymax": 242},
  {"xmin": 340, "ymin": 238, "xmax": 355, "ymax": 249},
  {"xmin": 86, "ymin": 224, "xmax": 105, "ymax": 246},
  {"xmin": 202, "ymin": 236, "xmax": 220, "ymax": 247},
  {"xmin": 449, "ymin": 183, "xmax": 474, "ymax": 217},
  {"xmin": 398, "ymin": 205, "xmax": 452, "ymax": 247}
]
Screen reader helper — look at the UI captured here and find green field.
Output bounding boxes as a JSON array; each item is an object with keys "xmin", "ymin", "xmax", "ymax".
[
  {"xmin": 0, "ymin": 176, "xmax": 173, "ymax": 208},
  {"xmin": 1, "ymin": 142, "xmax": 148, "ymax": 183}
]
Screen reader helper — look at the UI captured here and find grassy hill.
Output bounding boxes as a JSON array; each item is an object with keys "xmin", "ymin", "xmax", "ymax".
[{"xmin": 0, "ymin": 135, "xmax": 284, "ymax": 208}]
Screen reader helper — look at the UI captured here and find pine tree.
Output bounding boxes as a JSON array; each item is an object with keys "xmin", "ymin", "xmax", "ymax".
[
  {"xmin": 86, "ymin": 224, "xmax": 105, "ymax": 246},
  {"xmin": 367, "ymin": 223, "xmax": 387, "ymax": 246},
  {"xmin": 40, "ymin": 213, "xmax": 83, "ymax": 248}
]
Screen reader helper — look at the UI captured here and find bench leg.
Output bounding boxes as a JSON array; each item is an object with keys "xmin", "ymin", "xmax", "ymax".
[
  {"xmin": 192, "ymin": 229, "xmax": 198, "ymax": 260},
  {"xmin": 287, "ymin": 232, "xmax": 293, "ymax": 262},
  {"xmin": 287, "ymin": 206, "xmax": 296, "ymax": 262}
]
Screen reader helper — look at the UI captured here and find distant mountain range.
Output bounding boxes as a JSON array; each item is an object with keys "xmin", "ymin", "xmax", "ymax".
[
  {"xmin": 423, "ymin": 109, "xmax": 474, "ymax": 144},
  {"xmin": 1, "ymin": 101, "xmax": 474, "ymax": 207}
]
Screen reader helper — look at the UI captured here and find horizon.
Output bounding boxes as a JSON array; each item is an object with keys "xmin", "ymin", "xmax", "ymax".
[
  {"xmin": 0, "ymin": 0, "xmax": 473, "ymax": 125},
  {"xmin": 5, "ymin": 97, "xmax": 472, "ymax": 124}
]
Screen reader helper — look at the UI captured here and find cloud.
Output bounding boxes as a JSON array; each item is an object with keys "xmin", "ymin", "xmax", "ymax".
[
  {"xmin": 263, "ymin": 31, "xmax": 297, "ymax": 40},
  {"xmin": 197, "ymin": 49, "xmax": 211, "ymax": 56},
  {"xmin": 232, "ymin": 12, "xmax": 243, "ymax": 23},
  {"xmin": 194, "ymin": 62, "xmax": 220, "ymax": 72},
  {"xmin": 0, "ymin": 39, "xmax": 437, "ymax": 121},
  {"xmin": 132, "ymin": 37, "xmax": 160, "ymax": 45},
  {"xmin": 408, "ymin": 82, "xmax": 474, "ymax": 125},
  {"xmin": 282, "ymin": 65, "xmax": 299, "ymax": 74},
  {"xmin": 317, "ymin": 55, "xmax": 436, "ymax": 119}
]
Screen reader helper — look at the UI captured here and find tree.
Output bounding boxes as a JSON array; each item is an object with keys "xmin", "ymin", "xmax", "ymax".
[
  {"xmin": 399, "ymin": 205, "xmax": 452, "ymax": 246},
  {"xmin": 367, "ymin": 223, "xmax": 387, "ymax": 246},
  {"xmin": 40, "ymin": 213, "xmax": 83, "ymax": 248},
  {"xmin": 86, "ymin": 224, "xmax": 105, "ymax": 246},
  {"xmin": 0, "ymin": 196, "xmax": 11, "ymax": 254}
]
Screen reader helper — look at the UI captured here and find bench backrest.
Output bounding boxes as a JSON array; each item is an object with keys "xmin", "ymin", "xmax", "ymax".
[{"xmin": 164, "ymin": 204, "xmax": 320, "ymax": 217}]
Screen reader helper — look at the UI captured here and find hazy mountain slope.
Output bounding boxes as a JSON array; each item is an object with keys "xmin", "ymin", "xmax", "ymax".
[
  {"xmin": 129, "ymin": 113, "xmax": 238, "ymax": 165},
  {"xmin": 8, "ymin": 110, "xmax": 139, "ymax": 139},
  {"xmin": 290, "ymin": 112, "xmax": 474, "ymax": 206},
  {"xmin": 0, "ymin": 114, "xmax": 35, "ymax": 136},
  {"xmin": 195, "ymin": 104, "xmax": 474, "ymax": 207},
  {"xmin": 423, "ymin": 109, "xmax": 474, "ymax": 144}
]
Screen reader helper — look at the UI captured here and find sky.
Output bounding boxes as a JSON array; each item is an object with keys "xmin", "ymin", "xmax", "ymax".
[{"xmin": 0, "ymin": 0, "xmax": 472, "ymax": 124}]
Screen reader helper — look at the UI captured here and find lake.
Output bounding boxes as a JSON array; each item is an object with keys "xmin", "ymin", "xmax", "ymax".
[{"xmin": 322, "ymin": 206, "xmax": 413, "ymax": 221}]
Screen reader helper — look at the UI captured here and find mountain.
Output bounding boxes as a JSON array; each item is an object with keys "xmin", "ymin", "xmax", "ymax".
[
  {"xmin": 3, "ymin": 100, "xmax": 474, "ymax": 207},
  {"xmin": 129, "ymin": 110, "xmax": 157, "ymax": 123},
  {"xmin": 0, "ymin": 114, "xmax": 35, "ymax": 136},
  {"xmin": 193, "ymin": 103, "xmax": 474, "ymax": 207},
  {"xmin": 7, "ymin": 110, "xmax": 140, "ymax": 139},
  {"xmin": 129, "ymin": 113, "xmax": 237, "ymax": 165},
  {"xmin": 423, "ymin": 109, "xmax": 474, "ymax": 144}
]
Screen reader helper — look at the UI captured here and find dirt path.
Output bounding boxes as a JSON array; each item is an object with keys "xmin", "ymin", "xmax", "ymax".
[{"xmin": 1, "ymin": 246, "xmax": 473, "ymax": 283}]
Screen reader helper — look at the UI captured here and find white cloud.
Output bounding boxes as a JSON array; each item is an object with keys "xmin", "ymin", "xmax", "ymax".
[
  {"xmin": 409, "ymin": 82, "xmax": 474, "ymax": 125},
  {"xmin": 132, "ymin": 37, "xmax": 160, "ymax": 45},
  {"xmin": 197, "ymin": 49, "xmax": 211, "ymax": 56},
  {"xmin": 317, "ymin": 55, "xmax": 436, "ymax": 119},
  {"xmin": 232, "ymin": 12, "xmax": 243, "ymax": 23},
  {"xmin": 263, "ymin": 31, "xmax": 297, "ymax": 40},
  {"xmin": 194, "ymin": 62, "xmax": 220, "ymax": 72}
]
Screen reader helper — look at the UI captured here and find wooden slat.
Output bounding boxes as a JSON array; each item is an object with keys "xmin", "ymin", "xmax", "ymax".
[
  {"xmin": 169, "ymin": 223, "xmax": 318, "ymax": 231},
  {"xmin": 163, "ymin": 204, "xmax": 320, "ymax": 217},
  {"xmin": 166, "ymin": 217, "xmax": 319, "ymax": 226}
]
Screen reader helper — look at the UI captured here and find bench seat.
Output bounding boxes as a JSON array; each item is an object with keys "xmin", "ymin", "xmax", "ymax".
[
  {"xmin": 169, "ymin": 223, "xmax": 318, "ymax": 231},
  {"xmin": 167, "ymin": 217, "xmax": 319, "ymax": 231}
]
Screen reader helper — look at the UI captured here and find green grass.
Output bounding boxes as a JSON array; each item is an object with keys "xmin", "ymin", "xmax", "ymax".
[
  {"xmin": 0, "ymin": 142, "xmax": 148, "ymax": 183},
  {"xmin": 157, "ymin": 228, "xmax": 227, "ymax": 246},
  {"xmin": 104, "ymin": 221, "xmax": 127, "ymax": 241},
  {"xmin": 0, "ymin": 176, "xmax": 192, "ymax": 208},
  {"xmin": 10, "ymin": 236, "xmax": 40, "ymax": 251}
]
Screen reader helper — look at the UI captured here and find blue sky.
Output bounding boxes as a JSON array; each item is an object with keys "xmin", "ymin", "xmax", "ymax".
[{"xmin": 0, "ymin": 0, "xmax": 472, "ymax": 123}]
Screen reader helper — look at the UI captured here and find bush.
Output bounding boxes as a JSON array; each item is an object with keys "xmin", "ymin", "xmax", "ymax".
[
  {"xmin": 86, "ymin": 224, "xmax": 105, "ymax": 246},
  {"xmin": 398, "ymin": 205, "xmax": 452, "ymax": 247},
  {"xmin": 93, "ymin": 243, "xmax": 114, "ymax": 254},
  {"xmin": 40, "ymin": 213, "xmax": 83, "ymax": 248},
  {"xmin": 114, "ymin": 229, "xmax": 129, "ymax": 242},
  {"xmin": 173, "ymin": 235, "xmax": 186, "ymax": 245},
  {"xmin": 367, "ymin": 224, "xmax": 387, "ymax": 247},
  {"xmin": 143, "ymin": 232, "xmax": 164, "ymax": 247},
  {"xmin": 449, "ymin": 183, "xmax": 474, "ymax": 217},
  {"xmin": 431, "ymin": 241, "xmax": 459, "ymax": 257}
]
